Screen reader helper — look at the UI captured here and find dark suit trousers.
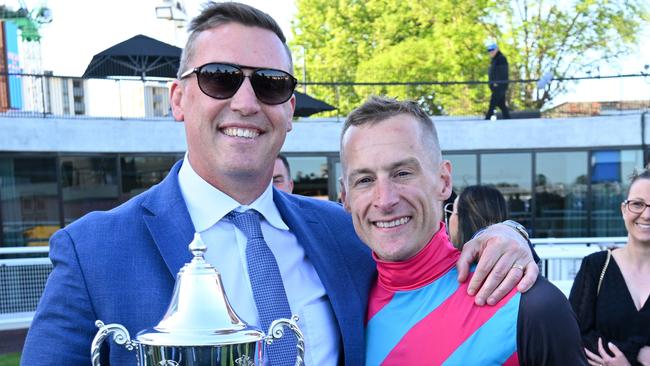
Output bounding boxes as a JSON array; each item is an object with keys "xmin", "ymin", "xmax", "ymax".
[{"xmin": 485, "ymin": 88, "xmax": 510, "ymax": 119}]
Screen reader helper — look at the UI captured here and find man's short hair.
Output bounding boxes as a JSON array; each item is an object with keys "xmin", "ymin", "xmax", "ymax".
[
  {"xmin": 277, "ymin": 154, "xmax": 291, "ymax": 177},
  {"xmin": 341, "ymin": 95, "xmax": 441, "ymax": 163},
  {"xmin": 177, "ymin": 2, "xmax": 293, "ymax": 78}
]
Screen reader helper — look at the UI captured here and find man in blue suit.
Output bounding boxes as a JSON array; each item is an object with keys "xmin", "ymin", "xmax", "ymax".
[{"xmin": 21, "ymin": 3, "xmax": 537, "ymax": 365}]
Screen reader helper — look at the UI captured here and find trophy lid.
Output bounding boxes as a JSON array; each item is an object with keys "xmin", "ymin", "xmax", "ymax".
[{"xmin": 135, "ymin": 233, "xmax": 265, "ymax": 346}]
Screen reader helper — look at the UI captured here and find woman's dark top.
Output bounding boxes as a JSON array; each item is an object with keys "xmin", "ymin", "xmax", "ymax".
[{"xmin": 569, "ymin": 250, "xmax": 650, "ymax": 365}]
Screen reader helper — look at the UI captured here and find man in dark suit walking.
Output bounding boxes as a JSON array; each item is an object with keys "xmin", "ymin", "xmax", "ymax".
[
  {"xmin": 485, "ymin": 43, "xmax": 511, "ymax": 120},
  {"xmin": 22, "ymin": 3, "xmax": 536, "ymax": 365}
]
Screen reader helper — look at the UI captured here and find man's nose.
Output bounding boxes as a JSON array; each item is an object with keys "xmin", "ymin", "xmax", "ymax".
[
  {"xmin": 373, "ymin": 179, "xmax": 399, "ymax": 211},
  {"xmin": 230, "ymin": 77, "xmax": 261, "ymax": 115}
]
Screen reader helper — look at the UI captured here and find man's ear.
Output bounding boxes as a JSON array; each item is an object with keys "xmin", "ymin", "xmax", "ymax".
[
  {"xmin": 339, "ymin": 177, "xmax": 350, "ymax": 212},
  {"xmin": 170, "ymin": 80, "xmax": 184, "ymax": 122},
  {"xmin": 439, "ymin": 160, "xmax": 453, "ymax": 200}
]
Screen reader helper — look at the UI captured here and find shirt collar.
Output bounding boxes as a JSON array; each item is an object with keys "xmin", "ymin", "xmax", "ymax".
[{"xmin": 178, "ymin": 154, "xmax": 289, "ymax": 232}]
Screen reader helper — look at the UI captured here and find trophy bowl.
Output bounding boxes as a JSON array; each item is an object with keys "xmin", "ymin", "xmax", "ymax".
[{"xmin": 91, "ymin": 233, "xmax": 304, "ymax": 366}]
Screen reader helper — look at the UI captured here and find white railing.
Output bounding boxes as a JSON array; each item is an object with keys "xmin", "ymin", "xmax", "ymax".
[
  {"xmin": 0, "ymin": 236, "xmax": 629, "ymax": 330},
  {"xmin": 531, "ymin": 237, "xmax": 627, "ymax": 246},
  {"xmin": 0, "ymin": 246, "xmax": 51, "ymax": 330},
  {"xmin": 0, "ymin": 246, "xmax": 49, "ymax": 255},
  {"xmin": 531, "ymin": 236, "xmax": 627, "ymax": 296}
]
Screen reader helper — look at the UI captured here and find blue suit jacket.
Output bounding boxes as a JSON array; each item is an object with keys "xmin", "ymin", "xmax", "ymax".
[{"xmin": 21, "ymin": 160, "xmax": 376, "ymax": 365}]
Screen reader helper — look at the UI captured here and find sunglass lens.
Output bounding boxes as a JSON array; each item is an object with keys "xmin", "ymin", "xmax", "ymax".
[
  {"xmin": 197, "ymin": 64, "xmax": 243, "ymax": 99},
  {"xmin": 251, "ymin": 69, "xmax": 296, "ymax": 105}
]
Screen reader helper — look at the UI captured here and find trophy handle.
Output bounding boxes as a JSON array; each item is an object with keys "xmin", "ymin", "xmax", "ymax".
[
  {"xmin": 265, "ymin": 315, "xmax": 305, "ymax": 366},
  {"xmin": 91, "ymin": 320, "xmax": 135, "ymax": 366}
]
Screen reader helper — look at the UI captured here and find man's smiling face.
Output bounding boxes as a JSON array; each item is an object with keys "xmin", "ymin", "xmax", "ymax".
[
  {"xmin": 340, "ymin": 113, "xmax": 451, "ymax": 261},
  {"xmin": 171, "ymin": 23, "xmax": 295, "ymax": 198}
]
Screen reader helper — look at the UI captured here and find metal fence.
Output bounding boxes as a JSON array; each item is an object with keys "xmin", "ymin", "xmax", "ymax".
[
  {"xmin": 0, "ymin": 247, "xmax": 50, "ymax": 330},
  {"xmin": 0, "ymin": 72, "xmax": 174, "ymax": 120},
  {"xmin": 534, "ymin": 236, "xmax": 627, "ymax": 296},
  {"xmin": 0, "ymin": 72, "xmax": 648, "ymax": 120}
]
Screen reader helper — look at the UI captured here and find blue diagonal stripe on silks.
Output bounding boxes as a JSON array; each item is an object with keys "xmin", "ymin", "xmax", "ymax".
[
  {"xmin": 227, "ymin": 210, "xmax": 297, "ymax": 366},
  {"xmin": 442, "ymin": 292, "xmax": 520, "ymax": 365},
  {"xmin": 365, "ymin": 269, "xmax": 461, "ymax": 365}
]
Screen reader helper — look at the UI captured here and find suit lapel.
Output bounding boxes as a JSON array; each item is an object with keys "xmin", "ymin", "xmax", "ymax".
[
  {"xmin": 273, "ymin": 191, "xmax": 365, "ymax": 359},
  {"xmin": 139, "ymin": 169, "xmax": 366, "ymax": 362},
  {"xmin": 141, "ymin": 160, "xmax": 195, "ymax": 278}
]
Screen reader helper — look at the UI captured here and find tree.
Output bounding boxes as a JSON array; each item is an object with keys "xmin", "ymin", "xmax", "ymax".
[
  {"xmin": 291, "ymin": 0, "xmax": 648, "ymax": 115},
  {"xmin": 353, "ymin": 1, "xmax": 490, "ymax": 115},
  {"xmin": 292, "ymin": 0, "xmax": 491, "ymax": 115},
  {"xmin": 488, "ymin": 0, "xmax": 649, "ymax": 110}
]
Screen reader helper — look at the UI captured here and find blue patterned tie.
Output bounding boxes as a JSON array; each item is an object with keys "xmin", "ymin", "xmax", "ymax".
[{"xmin": 227, "ymin": 210, "xmax": 297, "ymax": 366}]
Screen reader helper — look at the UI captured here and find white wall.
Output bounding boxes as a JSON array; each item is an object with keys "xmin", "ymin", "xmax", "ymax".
[{"xmin": 0, "ymin": 113, "xmax": 646, "ymax": 154}]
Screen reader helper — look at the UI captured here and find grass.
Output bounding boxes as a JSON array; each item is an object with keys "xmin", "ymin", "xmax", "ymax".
[{"xmin": 0, "ymin": 353, "xmax": 20, "ymax": 366}]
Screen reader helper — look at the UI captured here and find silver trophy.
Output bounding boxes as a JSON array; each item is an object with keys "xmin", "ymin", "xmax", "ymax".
[{"xmin": 91, "ymin": 233, "xmax": 304, "ymax": 366}]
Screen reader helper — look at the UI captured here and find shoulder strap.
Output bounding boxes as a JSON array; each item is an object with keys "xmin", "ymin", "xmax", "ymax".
[{"xmin": 597, "ymin": 249, "xmax": 612, "ymax": 296}]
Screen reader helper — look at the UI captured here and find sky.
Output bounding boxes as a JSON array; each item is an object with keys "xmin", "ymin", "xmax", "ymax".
[
  {"xmin": 14, "ymin": 0, "xmax": 650, "ymax": 105},
  {"xmin": 27, "ymin": 0, "xmax": 296, "ymax": 76}
]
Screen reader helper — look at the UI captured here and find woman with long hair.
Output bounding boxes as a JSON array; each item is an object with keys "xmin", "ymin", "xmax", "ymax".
[
  {"xmin": 569, "ymin": 170, "xmax": 650, "ymax": 366},
  {"xmin": 446, "ymin": 185, "xmax": 509, "ymax": 250}
]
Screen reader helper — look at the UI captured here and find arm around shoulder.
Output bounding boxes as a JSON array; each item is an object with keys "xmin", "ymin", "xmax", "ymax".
[{"xmin": 458, "ymin": 221, "xmax": 538, "ymax": 305}]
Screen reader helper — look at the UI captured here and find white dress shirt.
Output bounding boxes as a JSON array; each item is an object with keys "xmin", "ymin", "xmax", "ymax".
[{"xmin": 178, "ymin": 156, "xmax": 340, "ymax": 365}]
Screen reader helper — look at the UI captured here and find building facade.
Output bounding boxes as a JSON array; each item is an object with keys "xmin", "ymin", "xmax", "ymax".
[{"xmin": 0, "ymin": 113, "xmax": 647, "ymax": 248}]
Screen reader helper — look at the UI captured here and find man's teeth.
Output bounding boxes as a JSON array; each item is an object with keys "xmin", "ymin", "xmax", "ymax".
[
  {"xmin": 375, "ymin": 217, "xmax": 410, "ymax": 228},
  {"xmin": 223, "ymin": 127, "xmax": 259, "ymax": 138},
  {"xmin": 637, "ymin": 223, "xmax": 650, "ymax": 229}
]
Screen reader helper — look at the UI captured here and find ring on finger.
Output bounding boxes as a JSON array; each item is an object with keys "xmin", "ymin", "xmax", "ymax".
[{"xmin": 511, "ymin": 263, "xmax": 525, "ymax": 271}]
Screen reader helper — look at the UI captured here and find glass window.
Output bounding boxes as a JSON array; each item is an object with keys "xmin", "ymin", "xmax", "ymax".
[
  {"xmin": 60, "ymin": 156, "xmax": 119, "ymax": 225},
  {"xmin": 0, "ymin": 157, "xmax": 60, "ymax": 247},
  {"xmin": 590, "ymin": 150, "xmax": 644, "ymax": 236},
  {"xmin": 287, "ymin": 156, "xmax": 329, "ymax": 200},
  {"xmin": 445, "ymin": 154, "xmax": 477, "ymax": 193},
  {"xmin": 120, "ymin": 156, "xmax": 178, "ymax": 201},
  {"xmin": 480, "ymin": 153, "xmax": 532, "ymax": 229},
  {"xmin": 535, "ymin": 152, "xmax": 588, "ymax": 238}
]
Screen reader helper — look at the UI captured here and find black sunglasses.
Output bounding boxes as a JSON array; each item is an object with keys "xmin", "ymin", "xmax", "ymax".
[{"xmin": 180, "ymin": 62, "xmax": 297, "ymax": 105}]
